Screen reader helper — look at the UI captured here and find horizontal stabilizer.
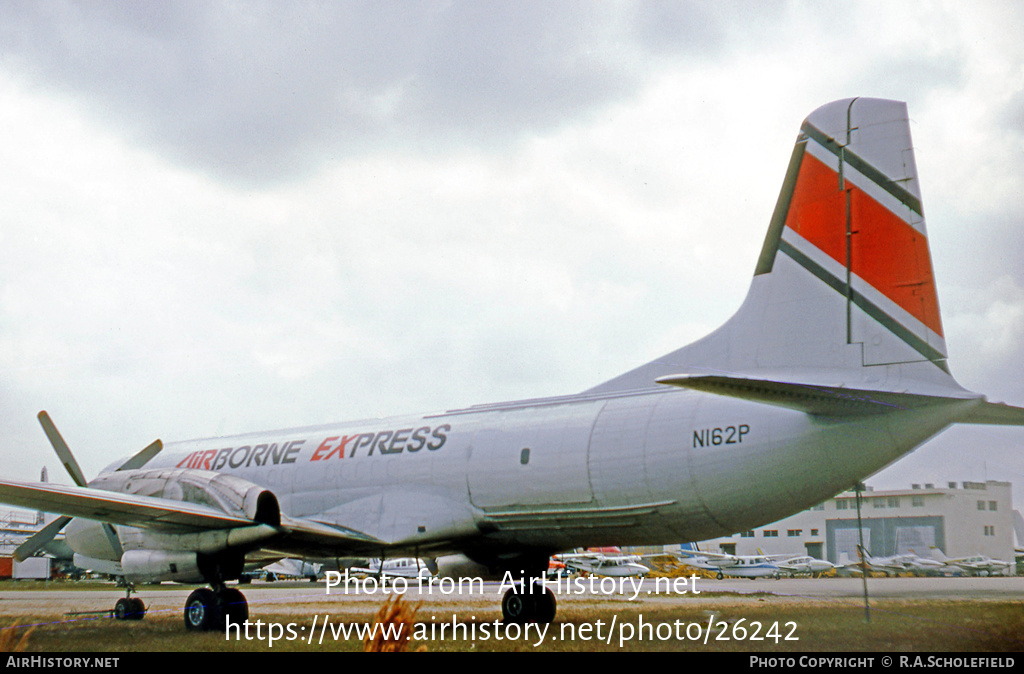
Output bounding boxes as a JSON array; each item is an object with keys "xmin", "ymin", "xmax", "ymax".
[
  {"xmin": 656, "ymin": 374, "xmax": 977, "ymax": 417},
  {"xmin": 955, "ymin": 401, "xmax": 1024, "ymax": 426}
]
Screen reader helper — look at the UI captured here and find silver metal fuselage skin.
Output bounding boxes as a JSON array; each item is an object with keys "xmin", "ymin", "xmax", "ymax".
[{"xmin": 70, "ymin": 386, "xmax": 970, "ymax": 564}]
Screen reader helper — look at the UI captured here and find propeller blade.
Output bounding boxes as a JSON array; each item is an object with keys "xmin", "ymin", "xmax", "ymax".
[
  {"xmin": 13, "ymin": 515, "xmax": 71, "ymax": 562},
  {"xmin": 33, "ymin": 412, "xmax": 148, "ymax": 563},
  {"xmin": 115, "ymin": 439, "xmax": 163, "ymax": 472},
  {"xmin": 37, "ymin": 411, "xmax": 88, "ymax": 487}
]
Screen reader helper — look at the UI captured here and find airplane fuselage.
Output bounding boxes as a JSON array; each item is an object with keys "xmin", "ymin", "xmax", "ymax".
[{"xmin": 70, "ymin": 385, "xmax": 972, "ymax": 568}]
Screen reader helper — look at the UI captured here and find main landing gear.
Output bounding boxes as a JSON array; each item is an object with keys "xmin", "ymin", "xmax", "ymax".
[
  {"xmin": 184, "ymin": 584, "xmax": 249, "ymax": 631},
  {"xmin": 501, "ymin": 581, "xmax": 556, "ymax": 624}
]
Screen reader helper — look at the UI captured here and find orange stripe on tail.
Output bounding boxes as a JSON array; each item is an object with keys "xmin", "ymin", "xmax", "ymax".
[{"xmin": 784, "ymin": 153, "xmax": 943, "ymax": 337}]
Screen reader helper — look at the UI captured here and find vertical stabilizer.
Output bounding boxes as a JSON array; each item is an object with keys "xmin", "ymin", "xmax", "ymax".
[{"xmin": 590, "ymin": 98, "xmax": 964, "ymax": 397}]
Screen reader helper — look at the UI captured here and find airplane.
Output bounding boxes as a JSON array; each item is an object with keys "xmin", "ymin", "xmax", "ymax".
[
  {"xmin": 772, "ymin": 555, "xmax": 835, "ymax": 577},
  {"xmin": 348, "ymin": 557, "xmax": 433, "ymax": 579},
  {"xmin": 835, "ymin": 548, "xmax": 905, "ymax": 577},
  {"xmin": 553, "ymin": 549, "xmax": 650, "ymax": 577},
  {"xmin": 673, "ymin": 549, "xmax": 781, "ymax": 580},
  {"xmin": 891, "ymin": 549, "xmax": 947, "ymax": 576},
  {"xmin": 926, "ymin": 547, "xmax": 1011, "ymax": 576},
  {"xmin": 836, "ymin": 546, "xmax": 944, "ymax": 577},
  {"xmin": 1, "ymin": 97, "xmax": 1023, "ymax": 630},
  {"xmin": 260, "ymin": 558, "xmax": 323, "ymax": 582},
  {"xmin": 852, "ymin": 545, "xmax": 908, "ymax": 576}
]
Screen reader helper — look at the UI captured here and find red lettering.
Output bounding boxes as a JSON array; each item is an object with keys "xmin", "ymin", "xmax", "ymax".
[
  {"xmin": 331, "ymin": 434, "xmax": 360, "ymax": 460},
  {"xmin": 311, "ymin": 437, "xmax": 339, "ymax": 461}
]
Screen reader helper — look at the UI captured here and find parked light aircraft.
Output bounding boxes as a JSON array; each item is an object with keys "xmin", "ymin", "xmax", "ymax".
[
  {"xmin": 772, "ymin": 555, "xmax": 835, "ymax": 577},
  {"xmin": 894, "ymin": 550, "xmax": 946, "ymax": 576},
  {"xmin": 259, "ymin": 558, "xmax": 322, "ymax": 582},
  {"xmin": 927, "ymin": 548, "xmax": 1010, "ymax": 576},
  {"xmin": 1, "ymin": 98, "xmax": 1023, "ymax": 630},
  {"xmin": 554, "ymin": 549, "xmax": 650, "ymax": 577},
  {"xmin": 837, "ymin": 546, "xmax": 945, "ymax": 576},
  {"xmin": 851, "ymin": 545, "xmax": 908, "ymax": 576},
  {"xmin": 349, "ymin": 557, "xmax": 433, "ymax": 579},
  {"xmin": 674, "ymin": 549, "xmax": 781, "ymax": 579}
]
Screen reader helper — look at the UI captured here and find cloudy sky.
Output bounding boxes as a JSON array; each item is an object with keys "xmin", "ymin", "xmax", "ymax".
[{"xmin": 1, "ymin": 2, "xmax": 1023, "ymax": 511}]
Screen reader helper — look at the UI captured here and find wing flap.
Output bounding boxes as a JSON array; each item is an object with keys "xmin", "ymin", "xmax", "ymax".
[{"xmin": 272, "ymin": 514, "xmax": 383, "ymax": 554}]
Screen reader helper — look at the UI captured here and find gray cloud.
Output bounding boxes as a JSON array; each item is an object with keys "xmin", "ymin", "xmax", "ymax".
[
  {"xmin": 0, "ymin": 1, "xmax": 748, "ymax": 185},
  {"xmin": 0, "ymin": 1, "xmax": 796, "ymax": 186}
]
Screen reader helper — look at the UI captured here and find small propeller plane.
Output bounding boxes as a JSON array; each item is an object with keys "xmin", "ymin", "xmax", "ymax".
[
  {"xmin": 672, "ymin": 549, "xmax": 781, "ymax": 580},
  {"xmin": 927, "ymin": 548, "xmax": 1011, "ymax": 576},
  {"xmin": 1, "ymin": 98, "xmax": 1022, "ymax": 630},
  {"xmin": 553, "ymin": 548, "xmax": 650, "ymax": 577},
  {"xmin": 772, "ymin": 555, "xmax": 835, "ymax": 577},
  {"xmin": 349, "ymin": 557, "xmax": 434, "ymax": 579}
]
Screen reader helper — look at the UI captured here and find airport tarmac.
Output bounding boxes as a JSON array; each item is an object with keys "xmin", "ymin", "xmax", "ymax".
[{"xmin": 1, "ymin": 576, "xmax": 1022, "ymax": 620}]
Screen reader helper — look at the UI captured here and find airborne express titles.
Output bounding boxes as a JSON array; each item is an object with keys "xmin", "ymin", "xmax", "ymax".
[{"xmin": 175, "ymin": 423, "xmax": 452, "ymax": 471}]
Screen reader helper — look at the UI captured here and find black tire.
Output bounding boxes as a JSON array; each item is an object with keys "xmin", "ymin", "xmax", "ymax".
[
  {"xmin": 533, "ymin": 585, "xmax": 557, "ymax": 623},
  {"xmin": 114, "ymin": 597, "xmax": 130, "ymax": 621},
  {"xmin": 220, "ymin": 587, "xmax": 248, "ymax": 627},
  {"xmin": 184, "ymin": 588, "xmax": 221, "ymax": 631},
  {"xmin": 716, "ymin": 571, "xmax": 724, "ymax": 580},
  {"xmin": 129, "ymin": 597, "xmax": 146, "ymax": 620},
  {"xmin": 501, "ymin": 586, "xmax": 535, "ymax": 624}
]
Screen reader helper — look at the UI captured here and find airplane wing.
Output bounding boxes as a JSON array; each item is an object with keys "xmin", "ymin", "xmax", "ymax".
[
  {"xmin": 556, "ymin": 552, "xmax": 601, "ymax": 569},
  {"xmin": 674, "ymin": 549, "xmax": 735, "ymax": 561},
  {"xmin": 0, "ymin": 478, "xmax": 383, "ymax": 553},
  {"xmin": 0, "ymin": 479, "xmax": 251, "ymax": 530}
]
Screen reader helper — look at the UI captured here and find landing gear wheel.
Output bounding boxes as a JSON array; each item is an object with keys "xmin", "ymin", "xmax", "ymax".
[
  {"xmin": 184, "ymin": 588, "xmax": 222, "ymax": 631},
  {"xmin": 114, "ymin": 597, "xmax": 131, "ymax": 621},
  {"xmin": 533, "ymin": 585, "xmax": 557, "ymax": 623},
  {"xmin": 501, "ymin": 587, "xmax": 535, "ymax": 624},
  {"xmin": 128, "ymin": 597, "xmax": 146, "ymax": 620},
  {"xmin": 501, "ymin": 582, "xmax": 556, "ymax": 623},
  {"xmin": 221, "ymin": 587, "xmax": 249, "ymax": 627},
  {"xmin": 716, "ymin": 571, "xmax": 724, "ymax": 580}
]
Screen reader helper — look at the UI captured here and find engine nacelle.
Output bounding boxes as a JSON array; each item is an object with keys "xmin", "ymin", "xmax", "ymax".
[
  {"xmin": 121, "ymin": 549, "xmax": 204, "ymax": 584},
  {"xmin": 89, "ymin": 468, "xmax": 281, "ymax": 526}
]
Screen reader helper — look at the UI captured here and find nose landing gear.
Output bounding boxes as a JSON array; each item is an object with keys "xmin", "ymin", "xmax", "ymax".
[{"xmin": 113, "ymin": 582, "xmax": 146, "ymax": 621}]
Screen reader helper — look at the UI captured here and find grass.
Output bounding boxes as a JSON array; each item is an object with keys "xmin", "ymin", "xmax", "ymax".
[{"xmin": 6, "ymin": 598, "xmax": 1023, "ymax": 652}]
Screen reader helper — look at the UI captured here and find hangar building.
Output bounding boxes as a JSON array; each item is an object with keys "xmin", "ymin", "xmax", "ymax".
[{"xmin": 689, "ymin": 480, "xmax": 1014, "ymax": 571}]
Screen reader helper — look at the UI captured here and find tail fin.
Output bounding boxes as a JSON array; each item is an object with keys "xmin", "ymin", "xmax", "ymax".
[{"xmin": 590, "ymin": 98, "xmax": 966, "ymax": 397}]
